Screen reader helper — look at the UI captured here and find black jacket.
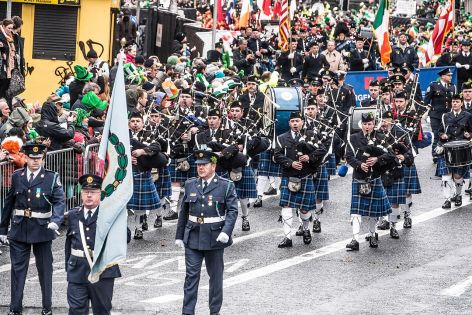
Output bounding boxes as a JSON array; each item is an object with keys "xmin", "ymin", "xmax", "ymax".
[
  {"xmin": 349, "ymin": 49, "xmax": 372, "ymax": 71},
  {"xmin": 453, "ymin": 52, "xmax": 472, "ymax": 85},
  {"xmin": 424, "ymin": 81, "xmax": 456, "ymax": 119},
  {"xmin": 232, "ymin": 48, "xmax": 255, "ymax": 76},
  {"xmin": 390, "ymin": 45, "xmax": 419, "ymax": 68},
  {"xmin": 277, "ymin": 50, "xmax": 303, "ymax": 81},
  {"xmin": 35, "ymin": 102, "xmax": 75, "ymax": 151},
  {"xmin": 302, "ymin": 53, "xmax": 329, "ymax": 80},
  {"xmin": 439, "ymin": 110, "xmax": 472, "ymax": 142},
  {"xmin": 68, "ymin": 80, "xmax": 86, "ymax": 106}
]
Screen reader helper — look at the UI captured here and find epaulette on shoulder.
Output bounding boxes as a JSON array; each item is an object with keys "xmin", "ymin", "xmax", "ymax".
[{"xmin": 13, "ymin": 168, "xmax": 24, "ymax": 175}]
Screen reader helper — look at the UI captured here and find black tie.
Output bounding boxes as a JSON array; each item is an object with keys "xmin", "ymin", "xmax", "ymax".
[
  {"xmin": 85, "ymin": 210, "xmax": 93, "ymax": 225},
  {"xmin": 203, "ymin": 181, "xmax": 208, "ymax": 191},
  {"xmin": 29, "ymin": 173, "xmax": 34, "ymax": 186}
]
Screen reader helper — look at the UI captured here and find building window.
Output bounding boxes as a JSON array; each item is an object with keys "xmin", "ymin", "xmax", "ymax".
[
  {"xmin": 32, "ymin": 5, "xmax": 78, "ymax": 61},
  {"xmin": 0, "ymin": 3, "xmax": 22, "ymax": 20}
]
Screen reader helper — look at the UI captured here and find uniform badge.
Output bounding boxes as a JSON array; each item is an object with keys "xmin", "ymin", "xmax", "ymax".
[
  {"xmin": 86, "ymin": 176, "xmax": 94, "ymax": 184},
  {"xmin": 56, "ymin": 177, "xmax": 62, "ymax": 186},
  {"xmin": 33, "ymin": 146, "xmax": 39, "ymax": 153},
  {"xmin": 36, "ymin": 188, "xmax": 41, "ymax": 198},
  {"xmin": 190, "ymin": 193, "xmax": 197, "ymax": 197},
  {"xmin": 208, "ymin": 195, "xmax": 213, "ymax": 206}
]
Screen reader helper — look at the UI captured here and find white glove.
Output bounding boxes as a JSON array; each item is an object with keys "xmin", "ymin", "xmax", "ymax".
[
  {"xmin": 435, "ymin": 145, "xmax": 444, "ymax": 155},
  {"xmin": 363, "ymin": 63, "xmax": 369, "ymax": 69},
  {"xmin": 47, "ymin": 222, "xmax": 59, "ymax": 231},
  {"xmin": 216, "ymin": 232, "xmax": 229, "ymax": 244},
  {"xmin": 362, "ymin": 58, "xmax": 369, "ymax": 64},
  {"xmin": 456, "ymin": 62, "xmax": 463, "ymax": 68},
  {"xmin": 0, "ymin": 235, "xmax": 8, "ymax": 244},
  {"xmin": 175, "ymin": 239, "xmax": 184, "ymax": 249},
  {"xmin": 288, "ymin": 52, "xmax": 294, "ymax": 59},
  {"xmin": 290, "ymin": 67, "xmax": 297, "ymax": 74},
  {"xmin": 465, "ymin": 64, "xmax": 470, "ymax": 70},
  {"xmin": 342, "ymin": 50, "xmax": 350, "ymax": 57}
]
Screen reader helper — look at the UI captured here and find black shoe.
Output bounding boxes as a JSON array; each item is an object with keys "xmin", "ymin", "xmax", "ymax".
[
  {"xmin": 403, "ymin": 216, "xmax": 412, "ymax": 229},
  {"xmin": 346, "ymin": 239, "xmax": 359, "ymax": 251},
  {"xmin": 377, "ymin": 219, "xmax": 390, "ymax": 230},
  {"xmin": 450, "ymin": 195, "xmax": 457, "ymax": 202},
  {"xmin": 312, "ymin": 219, "xmax": 321, "ymax": 233},
  {"xmin": 154, "ymin": 216, "xmax": 163, "ymax": 228},
  {"xmin": 134, "ymin": 228, "xmax": 143, "ymax": 240},
  {"xmin": 8, "ymin": 312, "xmax": 22, "ymax": 315},
  {"xmin": 163, "ymin": 211, "xmax": 178, "ymax": 220},
  {"xmin": 242, "ymin": 216, "xmax": 250, "ymax": 231},
  {"xmin": 390, "ymin": 227, "xmax": 399, "ymax": 239},
  {"xmin": 253, "ymin": 196, "xmax": 263, "ymax": 208},
  {"xmin": 302, "ymin": 229, "xmax": 312, "ymax": 245},
  {"xmin": 408, "ymin": 201, "xmax": 413, "ymax": 208},
  {"xmin": 295, "ymin": 225, "xmax": 303, "ymax": 236},
  {"xmin": 369, "ymin": 235, "xmax": 378, "ymax": 248},
  {"xmin": 264, "ymin": 186, "xmax": 277, "ymax": 195},
  {"xmin": 142, "ymin": 221, "xmax": 148, "ymax": 231},
  {"xmin": 210, "ymin": 313, "xmax": 220, "ymax": 315},
  {"xmin": 365, "ymin": 233, "xmax": 379, "ymax": 241},
  {"xmin": 278, "ymin": 237, "xmax": 293, "ymax": 248},
  {"xmin": 465, "ymin": 188, "xmax": 472, "ymax": 195},
  {"xmin": 442, "ymin": 200, "xmax": 451, "ymax": 209},
  {"xmin": 455, "ymin": 195, "xmax": 462, "ymax": 207},
  {"xmin": 41, "ymin": 310, "xmax": 52, "ymax": 315},
  {"xmin": 277, "ymin": 215, "xmax": 282, "ymax": 223}
]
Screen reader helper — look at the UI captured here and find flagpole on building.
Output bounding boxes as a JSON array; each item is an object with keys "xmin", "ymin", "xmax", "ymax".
[
  {"xmin": 6, "ymin": 0, "xmax": 11, "ymax": 19},
  {"xmin": 212, "ymin": 0, "xmax": 217, "ymax": 50}
]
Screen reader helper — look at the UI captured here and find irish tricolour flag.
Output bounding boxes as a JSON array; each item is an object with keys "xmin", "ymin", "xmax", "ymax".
[{"xmin": 373, "ymin": 0, "xmax": 392, "ymax": 66}]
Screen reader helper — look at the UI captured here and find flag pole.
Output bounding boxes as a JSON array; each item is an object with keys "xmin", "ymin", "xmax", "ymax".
[{"xmin": 212, "ymin": 0, "xmax": 217, "ymax": 50}]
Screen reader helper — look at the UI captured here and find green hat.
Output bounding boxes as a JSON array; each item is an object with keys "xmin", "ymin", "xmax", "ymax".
[
  {"xmin": 81, "ymin": 91, "xmax": 108, "ymax": 111},
  {"xmin": 74, "ymin": 65, "xmax": 93, "ymax": 81},
  {"xmin": 74, "ymin": 108, "xmax": 91, "ymax": 126}
]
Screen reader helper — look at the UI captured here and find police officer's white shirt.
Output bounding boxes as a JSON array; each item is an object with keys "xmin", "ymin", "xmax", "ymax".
[
  {"xmin": 84, "ymin": 206, "xmax": 98, "ymax": 220},
  {"xmin": 26, "ymin": 168, "xmax": 41, "ymax": 182},
  {"xmin": 201, "ymin": 173, "xmax": 216, "ymax": 187}
]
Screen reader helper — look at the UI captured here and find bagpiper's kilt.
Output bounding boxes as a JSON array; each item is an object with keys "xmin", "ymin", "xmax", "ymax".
[
  {"xmin": 219, "ymin": 166, "xmax": 258, "ymax": 199},
  {"xmin": 258, "ymin": 150, "xmax": 282, "ymax": 177},
  {"xmin": 279, "ymin": 176, "xmax": 315, "ymax": 211},
  {"xmin": 384, "ymin": 178, "xmax": 406, "ymax": 205},
  {"xmin": 403, "ymin": 164, "xmax": 422, "ymax": 194},
  {"xmin": 436, "ymin": 156, "xmax": 470, "ymax": 177},
  {"xmin": 154, "ymin": 167, "xmax": 172, "ymax": 199},
  {"xmin": 128, "ymin": 171, "xmax": 161, "ymax": 211},
  {"xmin": 350, "ymin": 177, "xmax": 391, "ymax": 217},
  {"xmin": 313, "ymin": 165, "xmax": 329, "ymax": 201},
  {"xmin": 326, "ymin": 154, "xmax": 337, "ymax": 176},
  {"xmin": 169, "ymin": 156, "xmax": 197, "ymax": 183}
]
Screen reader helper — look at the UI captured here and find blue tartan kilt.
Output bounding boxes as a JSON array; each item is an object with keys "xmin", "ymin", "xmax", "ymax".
[
  {"xmin": 403, "ymin": 164, "xmax": 422, "ymax": 194},
  {"xmin": 280, "ymin": 176, "xmax": 315, "ymax": 211},
  {"xmin": 219, "ymin": 166, "xmax": 257, "ymax": 199},
  {"xmin": 350, "ymin": 177, "xmax": 391, "ymax": 217},
  {"xmin": 436, "ymin": 157, "xmax": 470, "ymax": 177},
  {"xmin": 384, "ymin": 178, "xmax": 406, "ymax": 205},
  {"xmin": 326, "ymin": 154, "xmax": 337, "ymax": 176},
  {"xmin": 313, "ymin": 165, "xmax": 329, "ymax": 201},
  {"xmin": 154, "ymin": 167, "xmax": 172, "ymax": 199},
  {"xmin": 169, "ymin": 156, "xmax": 197, "ymax": 183},
  {"xmin": 128, "ymin": 171, "xmax": 161, "ymax": 211},
  {"xmin": 258, "ymin": 150, "xmax": 282, "ymax": 177}
]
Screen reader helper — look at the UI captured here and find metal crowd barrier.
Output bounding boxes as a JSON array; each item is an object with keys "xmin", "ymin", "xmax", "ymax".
[{"xmin": 0, "ymin": 144, "xmax": 101, "ymax": 212}]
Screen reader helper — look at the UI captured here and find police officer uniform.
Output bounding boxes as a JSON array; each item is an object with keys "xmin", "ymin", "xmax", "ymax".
[
  {"xmin": 424, "ymin": 68, "xmax": 456, "ymax": 161},
  {"xmin": 360, "ymin": 80, "xmax": 380, "ymax": 108},
  {"xmin": 65, "ymin": 175, "xmax": 121, "ymax": 315},
  {"xmin": 175, "ymin": 150, "xmax": 238, "ymax": 315},
  {"xmin": 453, "ymin": 40, "xmax": 472, "ymax": 91},
  {"xmin": 0, "ymin": 144, "xmax": 65, "ymax": 315}
]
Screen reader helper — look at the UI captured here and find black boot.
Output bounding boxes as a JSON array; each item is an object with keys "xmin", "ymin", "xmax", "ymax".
[
  {"xmin": 253, "ymin": 196, "xmax": 263, "ymax": 208},
  {"xmin": 442, "ymin": 200, "xmax": 451, "ymax": 209},
  {"xmin": 163, "ymin": 211, "xmax": 178, "ymax": 220},
  {"xmin": 264, "ymin": 186, "xmax": 277, "ymax": 195},
  {"xmin": 154, "ymin": 215, "xmax": 163, "ymax": 228},
  {"xmin": 377, "ymin": 219, "xmax": 390, "ymax": 230},
  {"xmin": 295, "ymin": 224, "xmax": 303, "ymax": 236},
  {"xmin": 369, "ymin": 234, "xmax": 378, "ymax": 248},
  {"xmin": 302, "ymin": 229, "xmax": 312, "ymax": 245},
  {"xmin": 41, "ymin": 309, "xmax": 52, "ymax": 315},
  {"xmin": 403, "ymin": 213, "xmax": 412, "ymax": 228},
  {"xmin": 346, "ymin": 239, "xmax": 359, "ymax": 251},
  {"xmin": 312, "ymin": 219, "xmax": 321, "ymax": 233},
  {"xmin": 390, "ymin": 226, "xmax": 399, "ymax": 239},
  {"xmin": 134, "ymin": 228, "xmax": 143, "ymax": 240},
  {"xmin": 242, "ymin": 216, "xmax": 250, "ymax": 231},
  {"xmin": 455, "ymin": 194, "xmax": 462, "ymax": 207},
  {"xmin": 278, "ymin": 237, "xmax": 293, "ymax": 248}
]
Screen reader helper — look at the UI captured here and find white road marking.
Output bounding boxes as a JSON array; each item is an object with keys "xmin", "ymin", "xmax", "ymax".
[
  {"xmin": 131, "ymin": 255, "xmax": 158, "ymax": 269},
  {"xmin": 232, "ymin": 228, "xmax": 279, "ymax": 244},
  {"xmin": 225, "ymin": 259, "xmax": 250, "ymax": 273},
  {"xmin": 141, "ymin": 199, "xmax": 471, "ymax": 303},
  {"xmin": 441, "ymin": 275, "xmax": 472, "ymax": 297}
]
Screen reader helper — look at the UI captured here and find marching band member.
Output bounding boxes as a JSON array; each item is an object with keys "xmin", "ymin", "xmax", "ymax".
[
  {"xmin": 274, "ymin": 112, "xmax": 327, "ymax": 248},
  {"xmin": 437, "ymin": 93, "xmax": 472, "ymax": 209},
  {"xmin": 345, "ymin": 112, "xmax": 396, "ymax": 250}
]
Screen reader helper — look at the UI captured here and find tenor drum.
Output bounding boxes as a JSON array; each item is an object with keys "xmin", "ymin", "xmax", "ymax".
[
  {"xmin": 349, "ymin": 106, "xmax": 377, "ymax": 133},
  {"xmin": 263, "ymin": 87, "xmax": 304, "ymax": 135},
  {"xmin": 443, "ymin": 140, "xmax": 472, "ymax": 167}
]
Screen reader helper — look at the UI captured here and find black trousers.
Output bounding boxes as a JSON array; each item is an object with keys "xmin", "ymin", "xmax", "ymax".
[
  {"xmin": 9, "ymin": 240, "xmax": 53, "ymax": 312},
  {"xmin": 67, "ymin": 278, "xmax": 115, "ymax": 315},
  {"xmin": 430, "ymin": 116, "xmax": 441, "ymax": 159},
  {"xmin": 182, "ymin": 247, "xmax": 224, "ymax": 315}
]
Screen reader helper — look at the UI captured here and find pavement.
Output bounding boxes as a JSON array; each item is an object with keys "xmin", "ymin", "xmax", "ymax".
[{"xmin": 1, "ymin": 146, "xmax": 472, "ymax": 315}]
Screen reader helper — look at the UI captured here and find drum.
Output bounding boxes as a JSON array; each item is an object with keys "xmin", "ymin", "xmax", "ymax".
[
  {"xmin": 349, "ymin": 106, "xmax": 377, "ymax": 133},
  {"xmin": 263, "ymin": 87, "xmax": 303, "ymax": 135},
  {"xmin": 443, "ymin": 140, "xmax": 472, "ymax": 167}
]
